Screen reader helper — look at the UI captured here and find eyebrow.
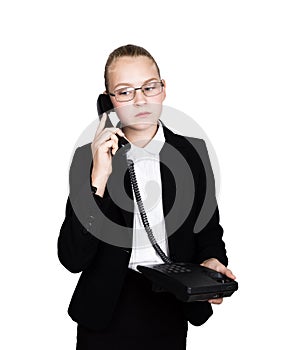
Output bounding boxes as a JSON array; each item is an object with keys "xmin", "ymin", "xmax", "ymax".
[{"xmin": 112, "ymin": 77, "xmax": 160, "ymax": 91}]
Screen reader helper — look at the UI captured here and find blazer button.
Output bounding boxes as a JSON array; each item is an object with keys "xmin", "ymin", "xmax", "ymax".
[{"xmin": 83, "ymin": 215, "xmax": 95, "ymax": 235}]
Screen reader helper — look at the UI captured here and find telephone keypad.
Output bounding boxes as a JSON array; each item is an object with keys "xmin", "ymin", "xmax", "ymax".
[{"xmin": 154, "ymin": 263, "xmax": 192, "ymax": 274}]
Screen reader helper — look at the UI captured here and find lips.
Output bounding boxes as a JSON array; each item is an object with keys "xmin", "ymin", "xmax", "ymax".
[{"xmin": 135, "ymin": 112, "xmax": 151, "ymax": 118}]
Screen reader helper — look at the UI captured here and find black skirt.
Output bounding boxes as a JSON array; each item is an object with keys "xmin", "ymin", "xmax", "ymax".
[{"xmin": 76, "ymin": 268, "xmax": 188, "ymax": 350}]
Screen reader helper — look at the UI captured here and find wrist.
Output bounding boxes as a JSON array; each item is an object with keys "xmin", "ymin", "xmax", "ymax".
[
  {"xmin": 91, "ymin": 170, "xmax": 110, "ymax": 198},
  {"xmin": 90, "ymin": 180, "xmax": 107, "ymax": 197}
]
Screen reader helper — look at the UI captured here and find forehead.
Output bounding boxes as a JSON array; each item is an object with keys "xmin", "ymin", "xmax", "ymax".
[{"xmin": 108, "ymin": 56, "xmax": 159, "ymax": 88}]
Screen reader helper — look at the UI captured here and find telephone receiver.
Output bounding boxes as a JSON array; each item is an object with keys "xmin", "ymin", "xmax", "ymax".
[
  {"xmin": 96, "ymin": 94, "xmax": 238, "ymax": 302},
  {"xmin": 97, "ymin": 94, "xmax": 130, "ymax": 155}
]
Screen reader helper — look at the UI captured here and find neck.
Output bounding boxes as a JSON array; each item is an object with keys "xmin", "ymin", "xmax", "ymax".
[{"xmin": 122, "ymin": 123, "xmax": 158, "ymax": 148}]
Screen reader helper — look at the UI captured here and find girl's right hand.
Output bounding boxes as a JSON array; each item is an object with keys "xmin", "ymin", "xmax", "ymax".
[{"xmin": 91, "ymin": 113, "xmax": 125, "ymax": 195}]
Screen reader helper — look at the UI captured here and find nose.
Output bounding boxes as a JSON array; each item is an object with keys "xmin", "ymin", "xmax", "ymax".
[{"xmin": 133, "ymin": 88, "xmax": 147, "ymax": 106}]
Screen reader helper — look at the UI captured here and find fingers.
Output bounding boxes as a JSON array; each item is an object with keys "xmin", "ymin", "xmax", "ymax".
[
  {"xmin": 92, "ymin": 128, "xmax": 127, "ymax": 159},
  {"xmin": 201, "ymin": 258, "xmax": 236, "ymax": 280},
  {"xmin": 110, "ymin": 134, "xmax": 119, "ymax": 156},
  {"xmin": 95, "ymin": 113, "xmax": 108, "ymax": 137},
  {"xmin": 92, "ymin": 127, "xmax": 124, "ymax": 151},
  {"xmin": 216, "ymin": 264, "xmax": 236, "ymax": 280},
  {"xmin": 95, "ymin": 113, "xmax": 125, "ymax": 140},
  {"xmin": 116, "ymin": 128, "xmax": 126, "ymax": 138},
  {"xmin": 200, "ymin": 258, "xmax": 236, "ymax": 305},
  {"xmin": 224, "ymin": 268, "xmax": 236, "ymax": 280},
  {"xmin": 99, "ymin": 139, "xmax": 116, "ymax": 155},
  {"xmin": 208, "ymin": 298, "xmax": 223, "ymax": 305},
  {"xmin": 110, "ymin": 130, "xmax": 126, "ymax": 155}
]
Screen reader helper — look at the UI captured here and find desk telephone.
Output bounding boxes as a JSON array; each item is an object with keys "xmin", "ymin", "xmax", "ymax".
[{"xmin": 96, "ymin": 94, "xmax": 238, "ymax": 302}]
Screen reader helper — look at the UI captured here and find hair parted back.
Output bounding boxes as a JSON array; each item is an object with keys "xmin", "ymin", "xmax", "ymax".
[{"xmin": 104, "ymin": 44, "xmax": 161, "ymax": 92}]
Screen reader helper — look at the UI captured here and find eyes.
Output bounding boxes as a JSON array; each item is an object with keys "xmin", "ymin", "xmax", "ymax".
[
  {"xmin": 118, "ymin": 89, "xmax": 133, "ymax": 96},
  {"xmin": 144, "ymin": 84, "xmax": 158, "ymax": 92},
  {"xmin": 116, "ymin": 82, "xmax": 158, "ymax": 95},
  {"xmin": 111, "ymin": 81, "xmax": 164, "ymax": 102}
]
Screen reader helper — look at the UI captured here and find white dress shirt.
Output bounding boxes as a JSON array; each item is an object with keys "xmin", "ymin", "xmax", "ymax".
[{"xmin": 127, "ymin": 121, "xmax": 170, "ymax": 273}]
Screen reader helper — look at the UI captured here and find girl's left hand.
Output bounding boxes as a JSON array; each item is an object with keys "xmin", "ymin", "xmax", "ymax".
[{"xmin": 200, "ymin": 258, "xmax": 236, "ymax": 304}]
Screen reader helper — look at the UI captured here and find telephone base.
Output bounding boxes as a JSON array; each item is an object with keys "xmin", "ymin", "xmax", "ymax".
[{"xmin": 137, "ymin": 262, "xmax": 238, "ymax": 302}]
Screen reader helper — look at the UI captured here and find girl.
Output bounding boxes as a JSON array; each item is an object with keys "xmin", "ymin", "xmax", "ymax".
[{"xmin": 58, "ymin": 44, "xmax": 235, "ymax": 350}]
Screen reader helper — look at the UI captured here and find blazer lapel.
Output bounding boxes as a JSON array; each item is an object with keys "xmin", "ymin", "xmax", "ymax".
[{"xmin": 160, "ymin": 124, "xmax": 188, "ymax": 261}]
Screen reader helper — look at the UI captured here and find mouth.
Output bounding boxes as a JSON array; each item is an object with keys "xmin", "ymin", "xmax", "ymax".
[{"xmin": 135, "ymin": 111, "xmax": 151, "ymax": 118}]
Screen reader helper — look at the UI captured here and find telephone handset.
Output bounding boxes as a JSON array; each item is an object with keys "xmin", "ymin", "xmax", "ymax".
[
  {"xmin": 96, "ymin": 94, "xmax": 238, "ymax": 302},
  {"xmin": 97, "ymin": 94, "xmax": 129, "ymax": 151}
]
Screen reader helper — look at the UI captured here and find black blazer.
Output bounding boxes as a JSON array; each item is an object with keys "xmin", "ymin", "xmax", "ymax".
[{"xmin": 57, "ymin": 122, "xmax": 228, "ymax": 331}]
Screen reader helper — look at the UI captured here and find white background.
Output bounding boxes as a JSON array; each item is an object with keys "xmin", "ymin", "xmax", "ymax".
[{"xmin": 1, "ymin": 0, "xmax": 289, "ymax": 349}]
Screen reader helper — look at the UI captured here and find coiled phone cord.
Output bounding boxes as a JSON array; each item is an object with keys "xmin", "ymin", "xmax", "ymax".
[{"xmin": 126, "ymin": 158, "xmax": 173, "ymax": 264}]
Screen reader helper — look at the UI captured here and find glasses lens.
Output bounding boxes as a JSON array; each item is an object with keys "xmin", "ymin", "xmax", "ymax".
[
  {"xmin": 114, "ymin": 87, "xmax": 135, "ymax": 102},
  {"xmin": 142, "ymin": 82, "xmax": 163, "ymax": 97}
]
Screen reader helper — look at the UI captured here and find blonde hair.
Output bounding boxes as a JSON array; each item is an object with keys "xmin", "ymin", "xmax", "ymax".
[{"xmin": 104, "ymin": 44, "xmax": 161, "ymax": 92}]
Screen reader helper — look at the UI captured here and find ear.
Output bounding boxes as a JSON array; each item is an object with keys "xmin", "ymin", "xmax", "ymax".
[{"xmin": 161, "ymin": 79, "xmax": 166, "ymax": 102}]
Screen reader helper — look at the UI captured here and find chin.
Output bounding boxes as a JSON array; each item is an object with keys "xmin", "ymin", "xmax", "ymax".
[{"xmin": 124, "ymin": 121, "xmax": 157, "ymax": 130}]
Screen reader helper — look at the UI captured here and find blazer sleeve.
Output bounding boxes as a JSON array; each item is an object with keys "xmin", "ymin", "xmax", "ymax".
[
  {"xmin": 192, "ymin": 139, "xmax": 228, "ymax": 266},
  {"xmin": 57, "ymin": 145, "xmax": 111, "ymax": 273}
]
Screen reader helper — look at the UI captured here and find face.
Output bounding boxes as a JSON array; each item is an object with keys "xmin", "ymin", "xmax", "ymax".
[{"xmin": 106, "ymin": 56, "xmax": 166, "ymax": 132}]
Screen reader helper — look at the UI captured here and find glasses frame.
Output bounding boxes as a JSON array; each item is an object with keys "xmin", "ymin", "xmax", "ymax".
[{"xmin": 108, "ymin": 80, "xmax": 164, "ymax": 102}]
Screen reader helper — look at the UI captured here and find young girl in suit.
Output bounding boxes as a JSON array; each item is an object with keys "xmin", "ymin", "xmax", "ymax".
[{"xmin": 58, "ymin": 44, "xmax": 236, "ymax": 350}]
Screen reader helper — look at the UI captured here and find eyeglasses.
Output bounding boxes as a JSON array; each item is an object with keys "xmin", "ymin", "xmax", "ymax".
[{"xmin": 109, "ymin": 81, "xmax": 164, "ymax": 102}]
